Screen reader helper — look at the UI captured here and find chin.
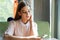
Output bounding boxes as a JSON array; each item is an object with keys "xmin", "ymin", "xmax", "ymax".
[
  {"xmin": 27, "ymin": 19, "xmax": 29, "ymax": 20},
  {"xmin": 26, "ymin": 17, "xmax": 29, "ymax": 19},
  {"xmin": 26, "ymin": 18, "xmax": 29, "ymax": 21},
  {"xmin": 26, "ymin": 17, "xmax": 30, "ymax": 21}
]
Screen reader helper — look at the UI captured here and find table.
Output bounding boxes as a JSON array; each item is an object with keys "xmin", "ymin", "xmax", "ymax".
[
  {"xmin": 3, "ymin": 35, "xmax": 41, "ymax": 40},
  {"xmin": 0, "ymin": 35, "xmax": 58, "ymax": 40}
]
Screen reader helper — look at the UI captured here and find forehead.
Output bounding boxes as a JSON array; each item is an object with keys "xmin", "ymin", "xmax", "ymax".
[{"xmin": 21, "ymin": 6, "xmax": 30, "ymax": 11}]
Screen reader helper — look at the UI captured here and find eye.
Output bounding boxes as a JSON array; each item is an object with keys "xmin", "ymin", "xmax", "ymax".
[
  {"xmin": 28, "ymin": 10, "xmax": 30, "ymax": 13},
  {"xmin": 22, "ymin": 11, "xmax": 27, "ymax": 13}
]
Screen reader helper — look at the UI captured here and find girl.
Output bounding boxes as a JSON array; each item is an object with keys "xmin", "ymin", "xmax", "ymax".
[{"xmin": 5, "ymin": 1, "xmax": 38, "ymax": 37}]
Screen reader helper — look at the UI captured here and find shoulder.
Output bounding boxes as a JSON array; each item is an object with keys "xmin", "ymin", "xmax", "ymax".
[
  {"xmin": 9, "ymin": 20, "xmax": 20, "ymax": 24},
  {"xmin": 9, "ymin": 20, "xmax": 16, "ymax": 24},
  {"xmin": 8, "ymin": 20, "xmax": 17, "ymax": 27}
]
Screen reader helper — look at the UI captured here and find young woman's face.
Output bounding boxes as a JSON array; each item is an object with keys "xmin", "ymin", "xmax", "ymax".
[{"xmin": 19, "ymin": 6, "xmax": 31, "ymax": 21}]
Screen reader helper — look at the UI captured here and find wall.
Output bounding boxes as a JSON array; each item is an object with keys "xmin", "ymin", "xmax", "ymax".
[
  {"xmin": 34, "ymin": 0, "xmax": 50, "ymax": 37},
  {"xmin": 34, "ymin": 0, "xmax": 49, "ymax": 22}
]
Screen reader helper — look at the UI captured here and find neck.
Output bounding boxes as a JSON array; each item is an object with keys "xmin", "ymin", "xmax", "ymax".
[{"xmin": 21, "ymin": 18, "xmax": 28, "ymax": 24}]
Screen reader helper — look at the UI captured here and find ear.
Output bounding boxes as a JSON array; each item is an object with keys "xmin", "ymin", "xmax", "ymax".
[{"xmin": 18, "ymin": 12, "xmax": 21, "ymax": 16}]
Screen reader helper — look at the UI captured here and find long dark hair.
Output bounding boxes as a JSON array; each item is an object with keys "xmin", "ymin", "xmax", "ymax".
[{"xmin": 14, "ymin": 1, "xmax": 30, "ymax": 21}]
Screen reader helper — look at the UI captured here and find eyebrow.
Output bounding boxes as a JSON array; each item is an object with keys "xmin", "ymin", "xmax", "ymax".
[
  {"xmin": 21, "ymin": 9, "xmax": 30, "ymax": 12},
  {"xmin": 21, "ymin": 8, "xmax": 30, "ymax": 11},
  {"xmin": 22, "ymin": 10, "xmax": 26, "ymax": 11}
]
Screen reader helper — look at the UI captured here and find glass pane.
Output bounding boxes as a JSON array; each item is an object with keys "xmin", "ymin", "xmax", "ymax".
[{"xmin": 0, "ymin": 0, "xmax": 13, "ymax": 22}]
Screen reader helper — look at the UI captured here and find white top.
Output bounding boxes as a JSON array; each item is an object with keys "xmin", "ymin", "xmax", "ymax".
[{"xmin": 5, "ymin": 20, "xmax": 38, "ymax": 37}]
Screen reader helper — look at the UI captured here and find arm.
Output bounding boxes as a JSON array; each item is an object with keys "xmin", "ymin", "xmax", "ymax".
[
  {"xmin": 29, "ymin": 15, "xmax": 38, "ymax": 37},
  {"xmin": 32, "ymin": 22, "xmax": 38, "ymax": 37},
  {"xmin": 4, "ymin": 21, "xmax": 15, "ymax": 36}
]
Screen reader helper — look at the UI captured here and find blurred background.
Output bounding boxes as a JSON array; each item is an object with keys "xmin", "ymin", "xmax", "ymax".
[
  {"xmin": 0, "ymin": 0, "xmax": 50, "ymax": 40},
  {"xmin": 51, "ymin": 0, "xmax": 60, "ymax": 40}
]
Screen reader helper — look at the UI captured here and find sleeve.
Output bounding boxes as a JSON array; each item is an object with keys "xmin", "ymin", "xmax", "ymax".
[
  {"xmin": 32, "ymin": 22, "xmax": 38, "ymax": 37},
  {"xmin": 5, "ymin": 21, "xmax": 15, "ymax": 36}
]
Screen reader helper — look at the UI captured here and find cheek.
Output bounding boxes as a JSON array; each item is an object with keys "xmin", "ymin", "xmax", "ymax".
[
  {"xmin": 22, "ymin": 14, "xmax": 26, "ymax": 18},
  {"xmin": 28, "ymin": 15, "xmax": 30, "ymax": 18},
  {"xmin": 27, "ymin": 15, "xmax": 30, "ymax": 19},
  {"xmin": 22, "ymin": 14, "xmax": 31, "ymax": 19}
]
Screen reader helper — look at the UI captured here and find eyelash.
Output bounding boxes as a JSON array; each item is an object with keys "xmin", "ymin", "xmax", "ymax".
[{"xmin": 22, "ymin": 11, "xmax": 30, "ymax": 14}]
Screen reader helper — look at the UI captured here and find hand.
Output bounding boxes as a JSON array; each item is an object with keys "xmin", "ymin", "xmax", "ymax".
[
  {"xmin": 29, "ymin": 15, "xmax": 32, "ymax": 22},
  {"xmin": 29, "ymin": 15, "xmax": 34, "ymax": 36}
]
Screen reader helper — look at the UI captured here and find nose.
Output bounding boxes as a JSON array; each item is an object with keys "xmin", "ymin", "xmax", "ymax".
[{"xmin": 26, "ymin": 12, "xmax": 30, "ymax": 16}]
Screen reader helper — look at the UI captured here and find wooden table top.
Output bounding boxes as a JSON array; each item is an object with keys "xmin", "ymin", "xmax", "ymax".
[{"xmin": 4, "ymin": 35, "xmax": 41, "ymax": 40}]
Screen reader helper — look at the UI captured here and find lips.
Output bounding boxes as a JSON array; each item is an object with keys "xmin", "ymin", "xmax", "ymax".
[{"xmin": 26, "ymin": 16, "xmax": 29, "ymax": 18}]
